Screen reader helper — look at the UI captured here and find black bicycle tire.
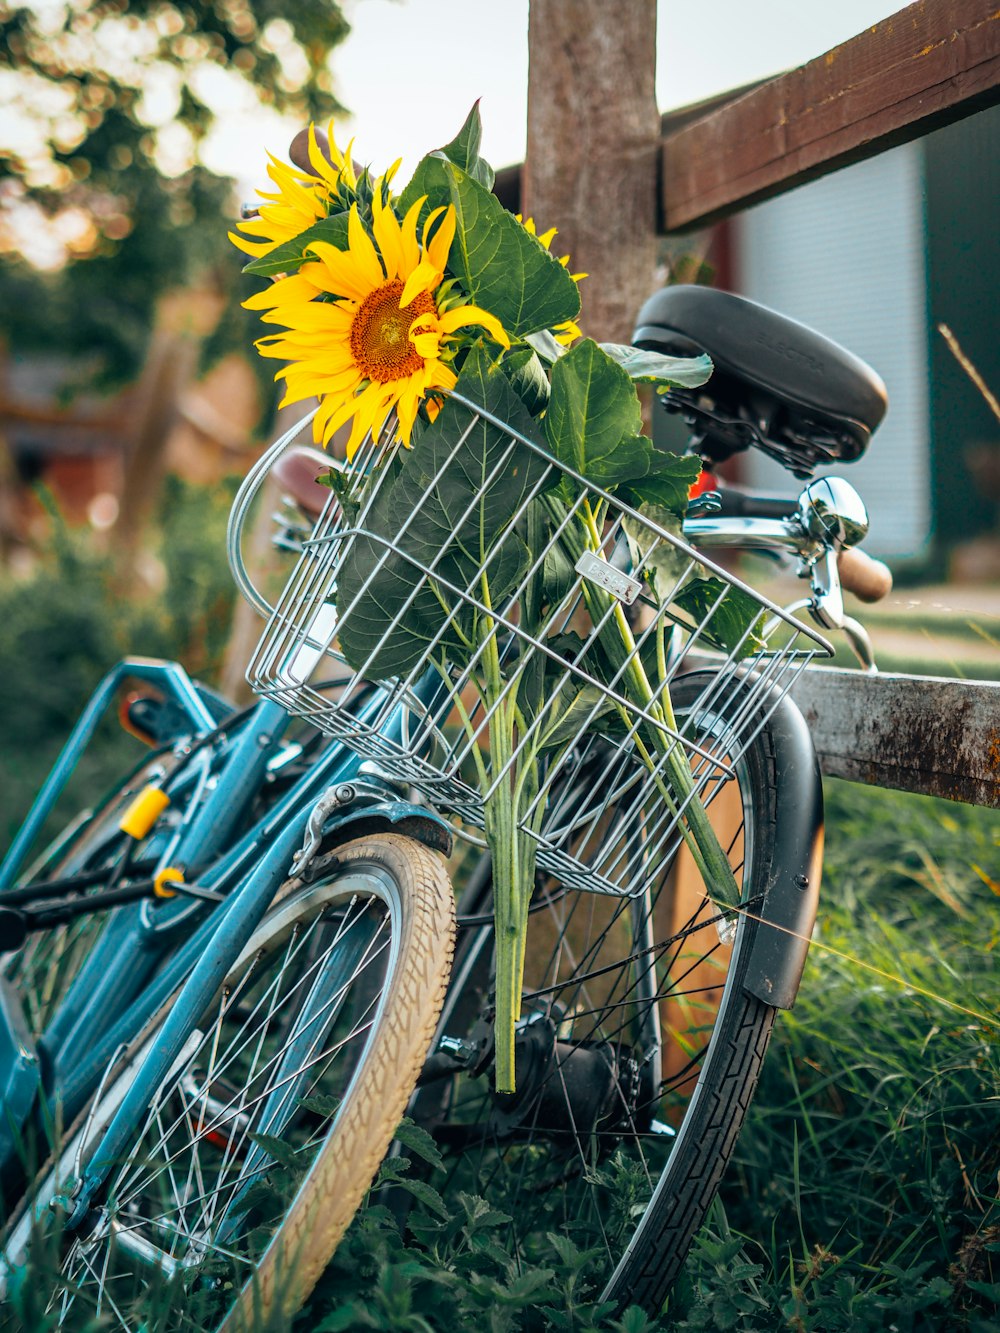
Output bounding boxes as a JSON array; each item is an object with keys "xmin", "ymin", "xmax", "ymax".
[
  {"xmin": 598, "ymin": 671, "xmax": 782, "ymax": 1313},
  {"xmin": 416, "ymin": 670, "xmax": 799, "ymax": 1319}
]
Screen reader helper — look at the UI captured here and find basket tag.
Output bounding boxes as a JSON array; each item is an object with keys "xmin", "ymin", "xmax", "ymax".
[
  {"xmin": 575, "ymin": 550, "xmax": 643, "ymax": 605},
  {"xmin": 283, "ymin": 602, "xmax": 339, "ymax": 684}
]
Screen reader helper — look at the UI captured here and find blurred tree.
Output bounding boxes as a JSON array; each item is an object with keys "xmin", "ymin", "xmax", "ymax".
[{"xmin": 0, "ymin": 0, "xmax": 350, "ymax": 389}]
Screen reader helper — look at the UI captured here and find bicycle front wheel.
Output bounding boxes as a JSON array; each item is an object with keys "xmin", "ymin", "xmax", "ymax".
[
  {"xmin": 5, "ymin": 833, "xmax": 455, "ymax": 1332},
  {"xmin": 410, "ymin": 672, "xmax": 818, "ymax": 1316}
]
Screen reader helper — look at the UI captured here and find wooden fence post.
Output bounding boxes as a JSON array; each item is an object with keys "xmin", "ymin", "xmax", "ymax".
[{"xmin": 524, "ymin": 0, "xmax": 660, "ymax": 342}]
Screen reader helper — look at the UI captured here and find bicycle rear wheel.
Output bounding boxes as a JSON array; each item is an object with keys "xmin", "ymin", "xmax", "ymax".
[
  {"xmin": 409, "ymin": 672, "xmax": 817, "ymax": 1316},
  {"xmin": 2, "ymin": 833, "xmax": 455, "ymax": 1332}
]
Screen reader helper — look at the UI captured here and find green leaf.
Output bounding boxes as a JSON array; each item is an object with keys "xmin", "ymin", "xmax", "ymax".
[
  {"xmin": 537, "ymin": 683, "xmax": 615, "ymax": 752},
  {"xmin": 393, "ymin": 1117, "xmax": 445, "ymax": 1171},
  {"xmin": 622, "ymin": 502, "xmax": 695, "ymax": 596},
  {"xmin": 397, "ymin": 152, "xmax": 453, "ymax": 222},
  {"xmin": 333, "ymin": 540, "xmax": 464, "ymax": 680},
  {"xmin": 599, "ymin": 341, "xmax": 713, "ymax": 388},
  {"xmin": 390, "ymin": 1176, "xmax": 452, "ymax": 1220},
  {"xmin": 335, "ymin": 343, "xmax": 551, "ymax": 679},
  {"xmin": 623, "ymin": 452, "xmax": 701, "ymax": 514},
  {"xmin": 500, "ymin": 345, "xmax": 550, "ymax": 414},
  {"xmin": 540, "ymin": 539, "xmax": 577, "ymax": 610},
  {"xmin": 612, "ymin": 1307, "xmax": 661, "ymax": 1333},
  {"xmin": 399, "ymin": 159, "xmax": 579, "ymax": 337},
  {"xmin": 458, "ymin": 1191, "xmax": 512, "ymax": 1231},
  {"xmin": 544, "ymin": 1230, "xmax": 601, "ymax": 1271},
  {"xmin": 438, "ymin": 101, "xmax": 495, "ymax": 189},
  {"xmin": 298, "ymin": 1092, "xmax": 341, "ymax": 1118},
  {"xmin": 525, "ymin": 329, "xmax": 567, "ymax": 364},
  {"xmin": 544, "ymin": 339, "xmax": 652, "ymax": 488},
  {"xmin": 442, "ymin": 163, "xmax": 580, "ymax": 335},
  {"xmin": 243, "ymin": 211, "xmax": 350, "ymax": 277},
  {"xmin": 246, "ymin": 1131, "xmax": 301, "ymax": 1170},
  {"xmin": 672, "ymin": 578, "xmax": 767, "ymax": 658}
]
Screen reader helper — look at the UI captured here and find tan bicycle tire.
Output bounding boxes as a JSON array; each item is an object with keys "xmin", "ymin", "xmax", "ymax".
[
  {"xmin": 2, "ymin": 832, "xmax": 455, "ymax": 1332},
  {"xmin": 220, "ymin": 833, "xmax": 456, "ymax": 1331}
]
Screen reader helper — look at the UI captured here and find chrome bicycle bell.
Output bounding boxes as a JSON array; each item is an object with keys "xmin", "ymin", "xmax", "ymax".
[{"xmin": 797, "ymin": 477, "xmax": 870, "ymax": 549}]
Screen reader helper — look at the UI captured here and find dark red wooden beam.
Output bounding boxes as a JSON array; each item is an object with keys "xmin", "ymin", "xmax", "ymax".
[{"xmin": 661, "ymin": 0, "xmax": 1000, "ymax": 232}]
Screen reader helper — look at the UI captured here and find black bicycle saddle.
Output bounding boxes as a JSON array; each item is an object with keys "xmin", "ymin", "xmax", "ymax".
[{"xmin": 633, "ymin": 286, "xmax": 888, "ymax": 476}]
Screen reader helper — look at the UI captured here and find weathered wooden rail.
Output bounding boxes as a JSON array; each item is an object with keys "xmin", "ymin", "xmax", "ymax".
[
  {"xmin": 660, "ymin": 0, "xmax": 1000, "ymax": 231},
  {"xmin": 789, "ymin": 667, "xmax": 1000, "ymax": 809}
]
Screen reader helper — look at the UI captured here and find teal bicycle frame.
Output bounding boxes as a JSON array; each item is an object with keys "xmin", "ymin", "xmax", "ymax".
[{"xmin": 0, "ymin": 654, "xmax": 450, "ymax": 1225}]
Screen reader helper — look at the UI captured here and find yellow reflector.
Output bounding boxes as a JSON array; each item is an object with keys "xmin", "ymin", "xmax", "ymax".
[
  {"xmin": 118, "ymin": 785, "xmax": 171, "ymax": 839},
  {"xmin": 154, "ymin": 866, "xmax": 184, "ymax": 898}
]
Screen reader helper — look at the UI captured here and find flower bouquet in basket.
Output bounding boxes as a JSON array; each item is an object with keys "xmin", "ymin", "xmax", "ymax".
[{"xmin": 234, "ymin": 106, "xmax": 767, "ymax": 1092}]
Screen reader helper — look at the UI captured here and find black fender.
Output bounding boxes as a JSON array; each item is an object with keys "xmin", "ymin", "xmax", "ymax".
[
  {"xmin": 743, "ymin": 687, "xmax": 823, "ymax": 1010},
  {"xmin": 309, "ymin": 799, "xmax": 453, "ymax": 864}
]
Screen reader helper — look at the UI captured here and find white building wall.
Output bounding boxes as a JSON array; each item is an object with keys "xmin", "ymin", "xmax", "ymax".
[{"xmin": 734, "ymin": 142, "xmax": 931, "ymax": 560}]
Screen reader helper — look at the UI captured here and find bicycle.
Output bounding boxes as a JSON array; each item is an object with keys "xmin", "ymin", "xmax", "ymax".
[{"xmin": 0, "ymin": 282, "xmax": 893, "ymax": 1329}]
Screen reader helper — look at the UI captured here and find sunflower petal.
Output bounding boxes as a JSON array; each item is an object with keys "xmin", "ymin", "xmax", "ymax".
[
  {"xmin": 242, "ymin": 273, "xmax": 321, "ymax": 311},
  {"xmin": 371, "ymin": 189, "xmax": 404, "ymax": 282},
  {"xmin": 398, "ymin": 196, "xmax": 424, "ymax": 276},
  {"xmin": 346, "ymin": 205, "xmax": 386, "ymax": 288},
  {"xmin": 410, "ymin": 327, "xmax": 444, "ymax": 359},
  {"xmin": 228, "ymin": 231, "xmax": 271, "ymax": 257},
  {"xmin": 425, "ymin": 205, "xmax": 457, "ymax": 272},
  {"xmin": 307, "ymin": 240, "xmax": 375, "ymax": 303},
  {"xmin": 437, "ymin": 304, "xmax": 510, "ymax": 348},
  {"xmin": 399, "ymin": 259, "xmax": 441, "ymax": 309}
]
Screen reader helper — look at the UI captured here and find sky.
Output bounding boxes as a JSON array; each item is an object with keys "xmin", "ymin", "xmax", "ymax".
[
  {"xmin": 209, "ymin": 0, "xmax": 909, "ymax": 192},
  {"xmin": 3, "ymin": 0, "xmax": 910, "ymax": 267}
]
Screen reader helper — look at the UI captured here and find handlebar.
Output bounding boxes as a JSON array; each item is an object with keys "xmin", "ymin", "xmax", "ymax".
[
  {"xmin": 713, "ymin": 485, "xmax": 798, "ymax": 520},
  {"xmin": 714, "ymin": 484, "xmax": 891, "ymax": 604}
]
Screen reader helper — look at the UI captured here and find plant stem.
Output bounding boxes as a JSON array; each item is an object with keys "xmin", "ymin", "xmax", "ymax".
[
  {"xmin": 477, "ymin": 575, "xmax": 539, "ymax": 1093},
  {"xmin": 578, "ymin": 502, "xmax": 740, "ymax": 909}
]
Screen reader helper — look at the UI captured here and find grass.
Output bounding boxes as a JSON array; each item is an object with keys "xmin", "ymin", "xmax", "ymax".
[
  {"xmin": 686, "ymin": 779, "xmax": 1000, "ymax": 1332},
  {"xmin": 3, "ymin": 782, "xmax": 998, "ymax": 1331}
]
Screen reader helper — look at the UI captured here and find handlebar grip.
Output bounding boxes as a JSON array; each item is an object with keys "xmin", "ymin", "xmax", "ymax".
[{"xmin": 837, "ymin": 546, "xmax": 893, "ymax": 603}]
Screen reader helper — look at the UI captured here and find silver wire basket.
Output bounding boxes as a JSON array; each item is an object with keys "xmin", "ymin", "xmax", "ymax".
[{"xmin": 231, "ymin": 390, "xmax": 832, "ymax": 898}]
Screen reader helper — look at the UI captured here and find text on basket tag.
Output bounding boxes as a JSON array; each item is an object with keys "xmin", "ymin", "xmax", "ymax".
[{"xmin": 574, "ymin": 550, "xmax": 643, "ymax": 605}]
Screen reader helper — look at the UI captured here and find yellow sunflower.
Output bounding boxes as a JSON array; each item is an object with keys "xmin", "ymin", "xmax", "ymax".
[
  {"xmin": 229, "ymin": 123, "xmax": 361, "ymax": 260},
  {"xmin": 251, "ymin": 188, "xmax": 510, "ymax": 457},
  {"xmin": 518, "ymin": 215, "xmax": 585, "ymax": 344}
]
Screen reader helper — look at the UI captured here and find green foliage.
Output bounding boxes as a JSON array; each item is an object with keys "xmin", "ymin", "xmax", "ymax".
[
  {"xmin": 335, "ymin": 342, "xmax": 546, "ymax": 679},
  {"xmin": 545, "ymin": 340, "xmax": 649, "ymax": 488},
  {"xmin": 243, "ymin": 212, "xmax": 352, "ymax": 279},
  {"xmin": 304, "ymin": 1136, "xmax": 663, "ymax": 1333},
  {"xmin": 0, "ymin": 0, "xmax": 350, "ymax": 387},
  {"xmin": 676, "ymin": 781, "xmax": 1000, "ymax": 1331},
  {"xmin": 437, "ymin": 101, "xmax": 496, "ymax": 191},
  {"xmin": 598, "ymin": 344, "xmax": 713, "ymax": 390},
  {"xmin": 671, "ymin": 580, "xmax": 766, "ymax": 659},
  {"xmin": 0, "ymin": 478, "xmax": 238, "ymax": 845}
]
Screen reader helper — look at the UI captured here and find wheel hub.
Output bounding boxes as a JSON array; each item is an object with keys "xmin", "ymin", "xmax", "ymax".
[{"xmin": 488, "ymin": 1010, "xmax": 643, "ymax": 1139}]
